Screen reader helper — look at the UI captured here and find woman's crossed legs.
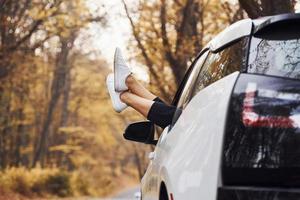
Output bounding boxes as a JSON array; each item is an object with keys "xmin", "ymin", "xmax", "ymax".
[
  {"xmin": 120, "ymin": 75, "xmax": 176, "ymax": 129},
  {"xmin": 107, "ymin": 48, "xmax": 177, "ymax": 129}
]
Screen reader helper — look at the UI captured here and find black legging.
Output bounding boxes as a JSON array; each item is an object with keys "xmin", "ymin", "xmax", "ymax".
[{"xmin": 147, "ymin": 97, "xmax": 179, "ymax": 129}]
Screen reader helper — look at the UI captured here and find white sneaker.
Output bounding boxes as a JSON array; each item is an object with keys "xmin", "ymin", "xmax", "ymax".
[
  {"xmin": 106, "ymin": 73, "xmax": 128, "ymax": 113},
  {"xmin": 114, "ymin": 47, "xmax": 131, "ymax": 92}
]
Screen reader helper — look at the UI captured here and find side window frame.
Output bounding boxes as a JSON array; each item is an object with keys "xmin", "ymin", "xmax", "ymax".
[
  {"xmin": 168, "ymin": 50, "xmax": 209, "ymax": 130},
  {"xmin": 171, "ymin": 49, "xmax": 209, "ymax": 107},
  {"xmin": 176, "ymin": 50, "xmax": 209, "ymax": 109}
]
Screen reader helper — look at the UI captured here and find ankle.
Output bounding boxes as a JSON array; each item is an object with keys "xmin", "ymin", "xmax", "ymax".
[
  {"xmin": 125, "ymin": 74, "xmax": 135, "ymax": 88},
  {"xmin": 120, "ymin": 91, "xmax": 130, "ymax": 104}
]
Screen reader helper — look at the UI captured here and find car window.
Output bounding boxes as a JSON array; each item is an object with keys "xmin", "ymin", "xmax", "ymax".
[
  {"xmin": 248, "ymin": 27, "xmax": 300, "ymax": 79},
  {"xmin": 191, "ymin": 38, "xmax": 248, "ymax": 97},
  {"xmin": 169, "ymin": 51, "xmax": 209, "ymax": 129}
]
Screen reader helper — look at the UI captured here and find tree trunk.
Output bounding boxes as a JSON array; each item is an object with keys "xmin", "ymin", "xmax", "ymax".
[
  {"xmin": 239, "ymin": 0, "xmax": 295, "ymax": 19},
  {"xmin": 14, "ymin": 99, "xmax": 25, "ymax": 167},
  {"xmin": 122, "ymin": 0, "xmax": 172, "ymax": 101},
  {"xmin": 0, "ymin": 89, "xmax": 11, "ymax": 168},
  {"xmin": 60, "ymin": 70, "xmax": 71, "ymax": 127},
  {"xmin": 56, "ymin": 68, "xmax": 71, "ymax": 167},
  {"xmin": 160, "ymin": 0, "xmax": 191, "ymax": 87},
  {"xmin": 32, "ymin": 36, "xmax": 74, "ymax": 167}
]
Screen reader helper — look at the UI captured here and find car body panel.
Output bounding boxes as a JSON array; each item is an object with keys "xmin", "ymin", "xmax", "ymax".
[
  {"xmin": 209, "ymin": 19, "xmax": 252, "ymax": 52},
  {"xmin": 203, "ymin": 13, "xmax": 300, "ymax": 54},
  {"xmin": 142, "ymin": 72, "xmax": 240, "ymax": 200}
]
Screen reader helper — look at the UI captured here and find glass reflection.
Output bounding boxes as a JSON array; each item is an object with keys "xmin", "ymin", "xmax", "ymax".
[
  {"xmin": 223, "ymin": 74, "xmax": 300, "ymax": 186},
  {"xmin": 248, "ymin": 37, "xmax": 300, "ymax": 79},
  {"xmin": 192, "ymin": 38, "xmax": 248, "ymax": 97}
]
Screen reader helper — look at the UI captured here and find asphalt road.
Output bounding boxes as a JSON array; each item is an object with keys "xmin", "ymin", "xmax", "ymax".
[
  {"xmin": 111, "ymin": 186, "xmax": 140, "ymax": 200},
  {"xmin": 63, "ymin": 186, "xmax": 140, "ymax": 200},
  {"xmin": 86, "ymin": 186, "xmax": 140, "ymax": 200}
]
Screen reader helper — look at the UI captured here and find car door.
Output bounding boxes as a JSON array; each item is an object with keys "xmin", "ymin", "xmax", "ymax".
[{"xmin": 141, "ymin": 50, "xmax": 209, "ymax": 200}]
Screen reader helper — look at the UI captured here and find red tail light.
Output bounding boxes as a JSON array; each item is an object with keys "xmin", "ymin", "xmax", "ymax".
[
  {"xmin": 242, "ymin": 82, "xmax": 294, "ymax": 128},
  {"xmin": 222, "ymin": 73, "xmax": 300, "ymax": 187}
]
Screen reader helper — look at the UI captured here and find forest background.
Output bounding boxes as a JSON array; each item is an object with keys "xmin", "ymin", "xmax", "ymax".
[{"xmin": 0, "ymin": 0, "xmax": 299, "ymax": 198}]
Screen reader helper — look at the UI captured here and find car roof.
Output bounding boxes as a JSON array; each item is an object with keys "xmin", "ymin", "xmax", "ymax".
[{"xmin": 208, "ymin": 13, "xmax": 300, "ymax": 52}]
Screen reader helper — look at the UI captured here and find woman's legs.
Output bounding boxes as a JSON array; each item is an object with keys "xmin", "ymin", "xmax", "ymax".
[
  {"xmin": 108, "ymin": 47, "xmax": 176, "ymax": 128},
  {"xmin": 125, "ymin": 75, "xmax": 157, "ymax": 101},
  {"xmin": 120, "ymin": 92, "xmax": 154, "ymax": 118},
  {"xmin": 120, "ymin": 91, "xmax": 177, "ymax": 128},
  {"xmin": 119, "ymin": 74, "xmax": 177, "ymax": 128},
  {"xmin": 121, "ymin": 74, "xmax": 163, "ymax": 118}
]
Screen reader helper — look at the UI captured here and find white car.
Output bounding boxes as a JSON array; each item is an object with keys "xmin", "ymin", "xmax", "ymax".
[{"xmin": 124, "ymin": 13, "xmax": 300, "ymax": 200}]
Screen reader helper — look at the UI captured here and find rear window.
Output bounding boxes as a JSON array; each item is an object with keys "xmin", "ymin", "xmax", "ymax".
[{"xmin": 248, "ymin": 28, "xmax": 300, "ymax": 79}]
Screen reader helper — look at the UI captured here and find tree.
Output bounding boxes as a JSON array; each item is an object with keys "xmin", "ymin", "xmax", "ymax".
[
  {"xmin": 32, "ymin": 35, "xmax": 76, "ymax": 167},
  {"xmin": 239, "ymin": 0, "xmax": 296, "ymax": 19},
  {"xmin": 0, "ymin": 0, "xmax": 148, "ymax": 195},
  {"xmin": 32, "ymin": 0, "xmax": 106, "ymax": 167},
  {"xmin": 0, "ymin": 0, "xmax": 63, "ymax": 79},
  {"xmin": 123, "ymin": 0, "xmax": 244, "ymax": 100}
]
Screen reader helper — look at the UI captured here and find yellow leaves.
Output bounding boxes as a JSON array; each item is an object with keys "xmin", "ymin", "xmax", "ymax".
[
  {"xmin": 0, "ymin": 0, "xmax": 140, "ymax": 197},
  {"xmin": 0, "ymin": 167, "xmax": 60, "ymax": 193},
  {"xmin": 69, "ymin": 151, "xmax": 97, "ymax": 167},
  {"xmin": 59, "ymin": 126, "xmax": 85, "ymax": 135},
  {"xmin": 29, "ymin": 0, "xmax": 91, "ymax": 38},
  {"xmin": 29, "ymin": 6, "xmax": 57, "ymax": 20},
  {"xmin": 49, "ymin": 144, "xmax": 82, "ymax": 153}
]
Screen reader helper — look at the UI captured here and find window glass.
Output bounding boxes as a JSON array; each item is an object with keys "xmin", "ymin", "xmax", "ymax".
[
  {"xmin": 191, "ymin": 38, "xmax": 248, "ymax": 97},
  {"xmin": 248, "ymin": 37, "xmax": 300, "ymax": 79}
]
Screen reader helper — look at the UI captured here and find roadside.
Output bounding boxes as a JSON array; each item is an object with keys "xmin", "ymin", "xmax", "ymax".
[
  {"xmin": 61, "ymin": 186, "xmax": 140, "ymax": 200},
  {"xmin": 109, "ymin": 186, "xmax": 140, "ymax": 199},
  {"xmin": 0, "ymin": 184, "xmax": 140, "ymax": 200}
]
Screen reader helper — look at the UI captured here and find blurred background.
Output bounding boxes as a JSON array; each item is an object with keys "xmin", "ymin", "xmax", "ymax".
[{"xmin": 0, "ymin": 0, "xmax": 299, "ymax": 199}]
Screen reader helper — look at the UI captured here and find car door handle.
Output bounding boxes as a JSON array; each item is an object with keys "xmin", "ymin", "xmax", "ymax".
[{"xmin": 148, "ymin": 152, "xmax": 155, "ymax": 160}]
